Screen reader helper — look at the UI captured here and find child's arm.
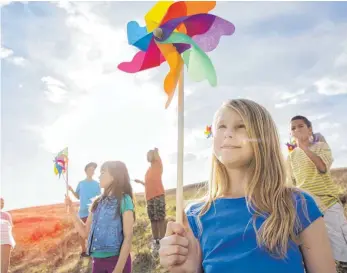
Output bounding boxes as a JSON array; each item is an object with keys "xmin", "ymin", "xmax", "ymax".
[
  {"xmin": 300, "ymin": 147, "xmax": 328, "ymax": 173},
  {"xmin": 134, "ymin": 179, "xmax": 145, "ymax": 186},
  {"xmin": 112, "ymin": 210, "xmax": 134, "ymax": 273},
  {"xmin": 68, "ymin": 184, "xmax": 80, "ymax": 200},
  {"xmin": 299, "ymin": 142, "xmax": 332, "ymax": 174},
  {"xmin": 299, "ymin": 217, "xmax": 336, "ymax": 273},
  {"xmin": 8, "ymin": 213, "xmax": 14, "ymax": 227},
  {"xmin": 159, "ymin": 213, "xmax": 203, "ymax": 273},
  {"xmin": 65, "ymin": 195, "xmax": 91, "ymax": 239}
]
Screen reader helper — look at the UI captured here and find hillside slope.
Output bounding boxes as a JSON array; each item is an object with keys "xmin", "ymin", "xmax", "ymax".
[{"xmin": 8, "ymin": 168, "xmax": 347, "ymax": 273}]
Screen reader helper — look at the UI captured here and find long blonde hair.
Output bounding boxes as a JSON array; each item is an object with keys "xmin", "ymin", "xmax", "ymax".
[{"xmin": 198, "ymin": 99, "xmax": 303, "ymax": 258}]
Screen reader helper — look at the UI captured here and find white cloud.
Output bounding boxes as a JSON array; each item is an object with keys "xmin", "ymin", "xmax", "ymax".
[
  {"xmin": 278, "ymin": 89, "xmax": 305, "ymax": 100},
  {"xmin": 1, "ymin": 47, "xmax": 27, "ymax": 66},
  {"xmin": 42, "ymin": 76, "xmax": 68, "ymax": 103},
  {"xmin": 0, "ymin": 47, "xmax": 13, "ymax": 59},
  {"xmin": 275, "ymin": 98, "xmax": 309, "ymax": 109},
  {"xmin": 10, "ymin": 56, "xmax": 27, "ymax": 66},
  {"xmin": 42, "ymin": 76, "xmax": 66, "ymax": 88},
  {"xmin": 315, "ymin": 77, "xmax": 347, "ymax": 95}
]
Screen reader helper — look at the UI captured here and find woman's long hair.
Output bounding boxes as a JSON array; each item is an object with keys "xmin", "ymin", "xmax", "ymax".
[
  {"xmin": 198, "ymin": 99, "xmax": 304, "ymax": 258},
  {"xmin": 91, "ymin": 161, "xmax": 135, "ymax": 220}
]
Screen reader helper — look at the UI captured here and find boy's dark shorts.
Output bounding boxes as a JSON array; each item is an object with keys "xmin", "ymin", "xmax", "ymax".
[{"xmin": 147, "ymin": 194, "xmax": 166, "ymax": 221}]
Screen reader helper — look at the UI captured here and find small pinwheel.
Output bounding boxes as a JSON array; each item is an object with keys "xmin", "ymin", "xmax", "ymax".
[
  {"xmin": 286, "ymin": 142, "xmax": 296, "ymax": 152},
  {"xmin": 204, "ymin": 125, "xmax": 212, "ymax": 138},
  {"xmin": 53, "ymin": 147, "xmax": 68, "ymax": 179},
  {"xmin": 118, "ymin": 1, "xmax": 235, "ymax": 108},
  {"xmin": 286, "ymin": 137, "xmax": 297, "ymax": 152},
  {"xmin": 54, "ymin": 155, "xmax": 67, "ymax": 178}
]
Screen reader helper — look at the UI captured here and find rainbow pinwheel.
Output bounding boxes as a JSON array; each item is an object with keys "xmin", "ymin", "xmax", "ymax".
[
  {"xmin": 204, "ymin": 125, "xmax": 212, "ymax": 138},
  {"xmin": 53, "ymin": 147, "xmax": 68, "ymax": 179},
  {"xmin": 118, "ymin": 1, "xmax": 235, "ymax": 223},
  {"xmin": 118, "ymin": 1, "xmax": 235, "ymax": 108},
  {"xmin": 286, "ymin": 142, "xmax": 296, "ymax": 153}
]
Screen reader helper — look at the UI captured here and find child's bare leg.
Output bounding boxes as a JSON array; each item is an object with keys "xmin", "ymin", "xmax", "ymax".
[
  {"xmin": 79, "ymin": 235, "xmax": 86, "ymax": 253},
  {"xmin": 159, "ymin": 219, "xmax": 167, "ymax": 239},
  {"xmin": 1, "ymin": 244, "xmax": 11, "ymax": 273},
  {"xmin": 150, "ymin": 220, "xmax": 159, "ymax": 240}
]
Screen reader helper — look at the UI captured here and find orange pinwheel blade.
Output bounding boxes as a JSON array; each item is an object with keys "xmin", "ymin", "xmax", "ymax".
[
  {"xmin": 160, "ymin": 1, "xmax": 216, "ymax": 33},
  {"xmin": 156, "ymin": 43, "xmax": 183, "ymax": 109}
]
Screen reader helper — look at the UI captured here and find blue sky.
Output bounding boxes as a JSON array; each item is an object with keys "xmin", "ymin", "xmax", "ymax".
[{"xmin": 1, "ymin": 1, "xmax": 347, "ymax": 211}]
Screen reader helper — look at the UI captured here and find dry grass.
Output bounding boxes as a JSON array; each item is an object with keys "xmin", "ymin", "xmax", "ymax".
[{"xmin": 8, "ymin": 168, "xmax": 347, "ymax": 273}]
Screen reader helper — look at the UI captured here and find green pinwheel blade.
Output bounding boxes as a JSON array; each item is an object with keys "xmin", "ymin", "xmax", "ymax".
[{"xmin": 157, "ymin": 32, "xmax": 217, "ymax": 87}]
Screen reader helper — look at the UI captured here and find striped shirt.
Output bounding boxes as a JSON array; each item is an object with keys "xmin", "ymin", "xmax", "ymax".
[{"xmin": 287, "ymin": 141, "xmax": 340, "ymax": 211}]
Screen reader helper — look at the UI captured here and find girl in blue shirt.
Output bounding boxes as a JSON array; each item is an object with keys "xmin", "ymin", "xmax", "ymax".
[
  {"xmin": 159, "ymin": 99, "xmax": 336, "ymax": 273},
  {"xmin": 65, "ymin": 161, "xmax": 135, "ymax": 273}
]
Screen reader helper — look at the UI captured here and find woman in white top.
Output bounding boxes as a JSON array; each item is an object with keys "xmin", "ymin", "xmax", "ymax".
[{"xmin": 1, "ymin": 198, "xmax": 15, "ymax": 273}]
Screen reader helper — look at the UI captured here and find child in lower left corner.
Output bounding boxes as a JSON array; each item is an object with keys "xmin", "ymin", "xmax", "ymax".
[{"xmin": 65, "ymin": 161, "xmax": 135, "ymax": 273}]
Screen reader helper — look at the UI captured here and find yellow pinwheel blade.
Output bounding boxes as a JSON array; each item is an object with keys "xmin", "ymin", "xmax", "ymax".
[{"xmin": 144, "ymin": 1, "xmax": 174, "ymax": 33}]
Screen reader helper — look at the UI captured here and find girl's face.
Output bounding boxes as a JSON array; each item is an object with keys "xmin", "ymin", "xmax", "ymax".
[
  {"xmin": 213, "ymin": 107, "xmax": 254, "ymax": 168},
  {"xmin": 290, "ymin": 119, "xmax": 312, "ymax": 141},
  {"xmin": 99, "ymin": 167, "xmax": 113, "ymax": 189}
]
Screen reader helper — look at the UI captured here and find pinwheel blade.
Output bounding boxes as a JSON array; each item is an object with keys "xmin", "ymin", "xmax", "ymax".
[
  {"xmin": 157, "ymin": 32, "xmax": 217, "ymax": 87},
  {"xmin": 161, "ymin": 1, "xmax": 216, "ymax": 33},
  {"xmin": 158, "ymin": 14, "xmax": 235, "ymax": 53},
  {"xmin": 144, "ymin": 1, "xmax": 174, "ymax": 33},
  {"xmin": 118, "ymin": 39, "xmax": 166, "ymax": 73},
  {"xmin": 156, "ymin": 43, "xmax": 184, "ymax": 109},
  {"xmin": 127, "ymin": 21, "xmax": 153, "ymax": 51}
]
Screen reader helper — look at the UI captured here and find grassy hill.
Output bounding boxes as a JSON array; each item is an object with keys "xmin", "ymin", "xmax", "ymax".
[{"xmin": 8, "ymin": 168, "xmax": 347, "ymax": 273}]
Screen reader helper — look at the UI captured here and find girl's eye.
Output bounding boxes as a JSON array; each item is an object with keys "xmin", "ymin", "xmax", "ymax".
[
  {"xmin": 218, "ymin": 124, "xmax": 226, "ymax": 129},
  {"xmin": 236, "ymin": 124, "xmax": 246, "ymax": 129}
]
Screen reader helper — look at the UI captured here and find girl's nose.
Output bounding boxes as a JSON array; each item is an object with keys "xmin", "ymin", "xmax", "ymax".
[{"xmin": 224, "ymin": 129, "xmax": 233, "ymax": 138}]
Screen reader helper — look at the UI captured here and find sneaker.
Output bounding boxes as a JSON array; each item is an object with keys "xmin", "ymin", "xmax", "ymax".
[{"xmin": 151, "ymin": 240, "xmax": 160, "ymax": 251}]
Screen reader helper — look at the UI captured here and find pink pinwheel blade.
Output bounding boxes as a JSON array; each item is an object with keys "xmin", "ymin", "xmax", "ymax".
[
  {"xmin": 118, "ymin": 39, "xmax": 165, "ymax": 73},
  {"xmin": 118, "ymin": 40, "xmax": 192, "ymax": 74}
]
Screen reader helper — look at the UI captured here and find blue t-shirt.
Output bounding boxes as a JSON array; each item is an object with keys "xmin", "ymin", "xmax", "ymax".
[
  {"xmin": 186, "ymin": 191, "xmax": 322, "ymax": 273},
  {"xmin": 76, "ymin": 179, "xmax": 101, "ymax": 218}
]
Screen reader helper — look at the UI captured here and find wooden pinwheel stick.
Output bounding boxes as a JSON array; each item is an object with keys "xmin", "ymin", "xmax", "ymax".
[
  {"xmin": 66, "ymin": 161, "xmax": 69, "ymax": 196},
  {"xmin": 65, "ymin": 160, "xmax": 69, "ymax": 212},
  {"xmin": 176, "ymin": 68, "xmax": 184, "ymax": 225}
]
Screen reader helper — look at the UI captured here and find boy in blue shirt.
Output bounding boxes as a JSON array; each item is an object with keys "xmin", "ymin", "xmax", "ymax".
[{"xmin": 68, "ymin": 162, "xmax": 101, "ymax": 257}]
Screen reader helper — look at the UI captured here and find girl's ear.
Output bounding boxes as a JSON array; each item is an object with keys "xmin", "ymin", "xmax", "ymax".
[{"xmin": 308, "ymin": 126, "xmax": 313, "ymax": 135}]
